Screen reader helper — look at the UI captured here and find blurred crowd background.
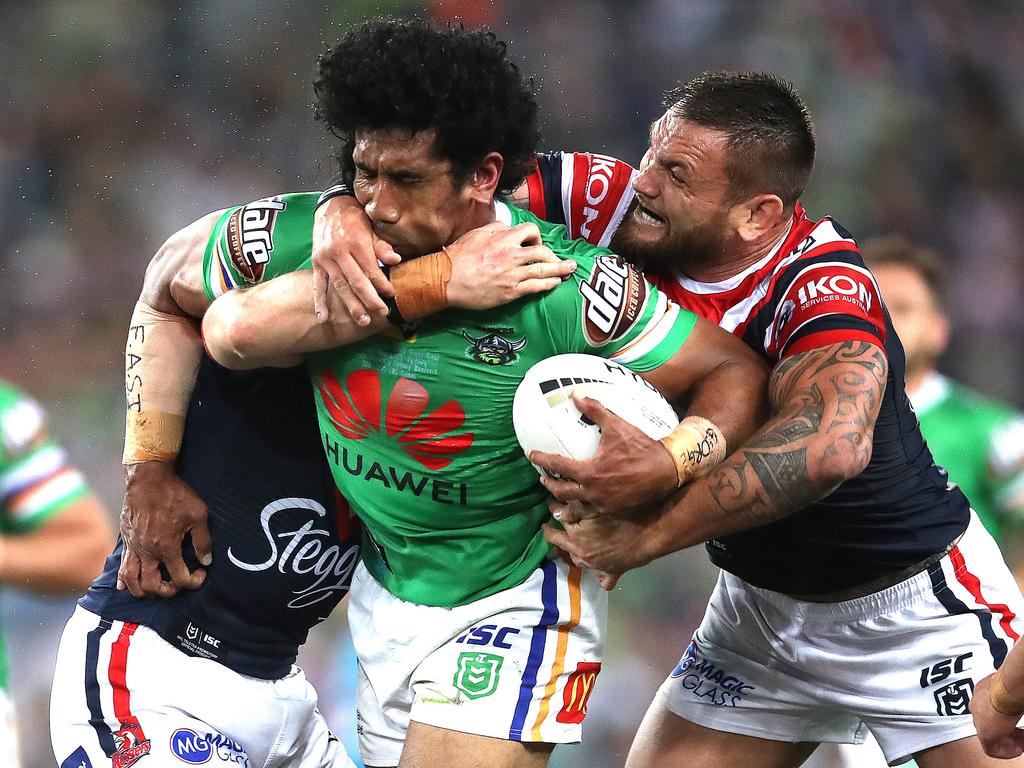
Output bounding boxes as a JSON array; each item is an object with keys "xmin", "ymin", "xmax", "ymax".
[{"xmin": 2, "ymin": 1, "xmax": 1023, "ymax": 766}]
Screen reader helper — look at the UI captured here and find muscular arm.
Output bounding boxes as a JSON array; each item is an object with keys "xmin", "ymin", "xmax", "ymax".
[
  {"xmin": 544, "ymin": 340, "xmax": 888, "ymax": 578},
  {"xmin": 645, "ymin": 340, "xmax": 888, "ymax": 555},
  {"xmin": 202, "ymin": 269, "xmax": 387, "ymax": 370},
  {"xmin": 119, "ymin": 210, "xmax": 223, "ymax": 597},
  {"xmin": 0, "ymin": 494, "xmax": 113, "ymax": 593}
]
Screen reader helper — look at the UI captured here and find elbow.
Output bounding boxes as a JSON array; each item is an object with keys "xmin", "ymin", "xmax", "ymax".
[
  {"xmin": 816, "ymin": 433, "xmax": 873, "ymax": 489},
  {"xmin": 202, "ymin": 298, "xmax": 259, "ymax": 369}
]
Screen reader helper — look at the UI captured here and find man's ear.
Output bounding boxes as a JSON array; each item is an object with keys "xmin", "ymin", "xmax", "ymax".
[
  {"xmin": 729, "ymin": 193, "xmax": 786, "ymax": 243},
  {"xmin": 467, "ymin": 152, "xmax": 504, "ymax": 203}
]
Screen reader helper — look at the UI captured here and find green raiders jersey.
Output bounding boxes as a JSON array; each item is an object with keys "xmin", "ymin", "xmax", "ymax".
[
  {"xmin": 204, "ymin": 193, "xmax": 697, "ymax": 607},
  {"xmin": 912, "ymin": 373, "xmax": 1024, "ymax": 541},
  {"xmin": 0, "ymin": 381, "xmax": 90, "ymax": 688}
]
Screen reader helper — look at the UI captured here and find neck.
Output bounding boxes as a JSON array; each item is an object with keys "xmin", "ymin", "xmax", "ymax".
[
  {"xmin": 681, "ymin": 216, "xmax": 793, "ymax": 283},
  {"xmin": 449, "ymin": 199, "xmax": 498, "ymax": 245}
]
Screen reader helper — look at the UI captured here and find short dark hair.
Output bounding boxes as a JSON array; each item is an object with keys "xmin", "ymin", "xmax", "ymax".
[
  {"xmin": 314, "ymin": 18, "xmax": 539, "ymax": 195},
  {"xmin": 860, "ymin": 234, "xmax": 946, "ymax": 303},
  {"xmin": 664, "ymin": 72, "xmax": 815, "ymax": 207}
]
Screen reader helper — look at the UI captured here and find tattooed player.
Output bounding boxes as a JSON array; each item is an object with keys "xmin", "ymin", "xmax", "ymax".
[{"xmin": 314, "ymin": 73, "xmax": 1024, "ymax": 768}]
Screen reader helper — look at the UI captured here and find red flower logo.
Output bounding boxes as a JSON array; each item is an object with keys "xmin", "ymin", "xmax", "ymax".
[{"xmin": 316, "ymin": 369, "xmax": 475, "ymax": 470}]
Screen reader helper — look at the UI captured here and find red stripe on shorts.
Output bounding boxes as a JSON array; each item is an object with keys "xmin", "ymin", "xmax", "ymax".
[
  {"xmin": 108, "ymin": 623, "xmax": 140, "ymax": 723},
  {"xmin": 951, "ymin": 546, "xmax": 1020, "ymax": 641}
]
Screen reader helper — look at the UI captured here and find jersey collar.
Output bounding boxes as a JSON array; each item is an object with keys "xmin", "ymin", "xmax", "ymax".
[
  {"xmin": 494, "ymin": 200, "xmax": 513, "ymax": 225},
  {"xmin": 672, "ymin": 211, "xmax": 798, "ymax": 295}
]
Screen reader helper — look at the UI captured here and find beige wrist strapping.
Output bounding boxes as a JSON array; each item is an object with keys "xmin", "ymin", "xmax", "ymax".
[
  {"xmin": 659, "ymin": 416, "xmax": 727, "ymax": 487},
  {"xmin": 392, "ymin": 248, "xmax": 452, "ymax": 320},
  {"xmin": 123, "ymin": 301, "xmax": 203, "ymax": 464},
  {"xmin": 989, "ymin": 670, "xmax": 1024, "ymax": 719}
]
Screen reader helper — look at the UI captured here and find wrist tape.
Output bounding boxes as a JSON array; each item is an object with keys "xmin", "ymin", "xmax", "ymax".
[{"xmin": 659, "ymin": 416, "xmax": 727, "ymax": 486}]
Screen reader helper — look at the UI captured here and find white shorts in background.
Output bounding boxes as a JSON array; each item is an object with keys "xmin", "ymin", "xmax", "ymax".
[
  {"xmin": 660, "ymin": 511, "xmax": 1023, "ymax": 766},
  {"xmin": 50, "ymin": 605, "xmax": 355, "ymax": 768},
  {"xmin": 348, "ymin": 557, "xmax": 607, "ymax": 766},
  {"xmin": 1, "ymin": 688, "xmax": 21, "ymax": 768}
]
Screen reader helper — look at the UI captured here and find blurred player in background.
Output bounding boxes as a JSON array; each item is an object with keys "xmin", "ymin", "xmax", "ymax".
[
  {"xmin": 0, "ymin": 379, "xmax": 112, "ymax": 768},
  {"xmin": 863, "ymin": 235, "xmax": 1024, "ymax": 574}
]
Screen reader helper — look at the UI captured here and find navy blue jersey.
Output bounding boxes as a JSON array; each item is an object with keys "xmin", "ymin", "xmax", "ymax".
[
  {"xmin": 525, "ymin": 154, "xmax": 971, "ymax": 595},
  {"xmin": 82, "ymin": 357, "xmax": 360, "ymax": 679}
]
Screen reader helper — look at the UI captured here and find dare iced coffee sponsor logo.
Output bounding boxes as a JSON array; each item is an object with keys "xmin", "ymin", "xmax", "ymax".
[{"xmin": 579, "ymin": 255, "xmax": 647, "ymax": 346}]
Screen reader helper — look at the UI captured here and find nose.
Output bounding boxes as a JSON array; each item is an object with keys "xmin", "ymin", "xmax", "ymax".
[
  {"xmin": 633, "ymin": 155, "xmax": 660, "ymax": 200},
  {"xmin": 364, "ymin": 180, "xmax": 400, "ymax": 225}
]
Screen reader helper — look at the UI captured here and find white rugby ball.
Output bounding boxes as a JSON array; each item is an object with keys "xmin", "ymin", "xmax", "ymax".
[{"xmin": 513, "ymin": 354, "xmax": 679, "ymax": 476}]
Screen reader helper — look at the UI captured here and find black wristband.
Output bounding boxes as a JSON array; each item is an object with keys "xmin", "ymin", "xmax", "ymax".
[
  {"xmin": 378, "ymin": 266, "xmax": 414, "ymax": 334},
  {"xmin": 316, "ymin": 174, "xmax": 355, "ymax": 208}
]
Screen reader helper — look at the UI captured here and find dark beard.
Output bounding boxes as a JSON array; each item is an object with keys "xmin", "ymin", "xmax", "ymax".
[{"xmin": 610, "ymin": 207, "xmax": 730, "ymax": 279}]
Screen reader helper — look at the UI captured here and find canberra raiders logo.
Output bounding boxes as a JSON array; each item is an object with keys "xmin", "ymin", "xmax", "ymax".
[{"xmin": 462, "ymin": 329, "xmax": 526, "ymax": 366}]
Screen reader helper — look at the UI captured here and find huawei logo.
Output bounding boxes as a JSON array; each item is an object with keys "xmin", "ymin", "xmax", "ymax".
[{"xmin": 317, "ymin": 369, "xmax": 474, "ymax": 470}]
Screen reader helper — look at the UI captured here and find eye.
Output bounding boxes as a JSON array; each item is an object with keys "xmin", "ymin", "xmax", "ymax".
[{"xmin": 669, "ymin": 169, "xmax": 686, "ymax": 186}]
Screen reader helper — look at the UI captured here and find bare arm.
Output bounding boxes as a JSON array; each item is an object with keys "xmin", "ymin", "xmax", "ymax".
[
  {"xmin": 545, "ymin": 340, "xmax": 887, "ymax": 576},
  {"xmin": 119, "ymin": 211, "xmax": 223, "ymax": 598},
  {"xmin": 0, "ymin": 494, "xmax": 113, "ymax": 593},
  {"xmin": 206, "ymin": 220, "xmax": 576, "ymax": 370},
  {"xmin": 202, "ymin": 269, "xmax": 387, "ymax": 370}
]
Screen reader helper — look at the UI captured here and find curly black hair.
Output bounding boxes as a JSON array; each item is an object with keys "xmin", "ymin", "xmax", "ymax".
[{"xmin": 315, "ymin": 18, "xmax": 540, "ymax": 195}]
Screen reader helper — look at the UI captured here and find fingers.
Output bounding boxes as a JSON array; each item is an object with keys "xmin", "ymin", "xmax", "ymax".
[
  {"xmin": 539, "ymin": 474, "xmax": 587, "ymax": 503},
  {"xmin": 312, "ymin": 264, "xmax": 332, "ymax": 319},
  {"xmin": 138, "ymin": 557, "xmax": 178, "ymax": 599},
  {"xmin": 542, "ymin": 522, "xmax": 575, "ymax": 557},
  {"xmin": 598, "ymin": 571, "xmax": 621, "ymax": 590},
  {"xmin": 190, "ymin": 519, "xmax": 213, "ymax": 567},
  {"xmin": 571, "ymin": 393, "xmax": 621, "ymax": 430},
  {"xmin": 338, "ymin": 253, "xmax": 388, "ymax": 324},
  {"xmin": 119, "ymin": 550, "xmax": 147, "ymax": 599},
  {"xmin": 549, "ymin": 500, "xmax": 591, "ymax": 525},
  {"xmin": 162, "ymin": 549, "xmax": 206, "ymax": 592},
  {"xmin": 512, "ymin": 222, "xmax": 542, "ymax": 246},
  {"xmin": 373, "ymin": 238, "xmax": 402, "ymax": 268},
  {"xmin": 530, "ymin": 451, "xmax": 583, "ymax": 483},
  {"xmin": 515, "ymin": 258, "xmax": 576, "ymax": 281}
]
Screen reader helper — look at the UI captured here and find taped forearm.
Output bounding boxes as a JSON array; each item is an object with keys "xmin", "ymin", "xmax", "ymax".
[
  {"xmin": 988, "ymin": 669, "xmax": 1024, "ymax": 719},
  {"xmin": 123, "ymin": 301, "xmax": 202, "ymax": 463},
  {"xmin": 659, "ymin": 416, "xmax": 727, "ymax": 487}
]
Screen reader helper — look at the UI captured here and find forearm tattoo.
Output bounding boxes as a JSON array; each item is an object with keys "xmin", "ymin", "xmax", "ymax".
[{"xmin": 707, "ymin": 341, "xmax": 888, "ymax": 529}]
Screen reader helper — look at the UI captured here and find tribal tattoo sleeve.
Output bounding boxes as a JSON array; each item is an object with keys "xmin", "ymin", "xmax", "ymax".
[{"xmin": 704, "ymin": 340, "xmax": 888, "ymax": 530}]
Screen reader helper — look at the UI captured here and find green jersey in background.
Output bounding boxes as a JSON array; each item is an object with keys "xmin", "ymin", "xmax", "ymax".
[
  {"xmin": 0, "ymin": 381, "xmax": 89, "ymax": 688},
  {"xmin": 912, "ymin": 372, "xmax": 1024, "ymax": 542}
]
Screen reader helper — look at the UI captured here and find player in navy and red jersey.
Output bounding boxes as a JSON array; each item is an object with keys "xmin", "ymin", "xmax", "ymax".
[
  {"xmin": 312, "ymin": 73, "xmax": 1022, "ymax": 768},
  {"xmin": 49, "ymin": 205, "xmax": 362, "ymax": 768}
]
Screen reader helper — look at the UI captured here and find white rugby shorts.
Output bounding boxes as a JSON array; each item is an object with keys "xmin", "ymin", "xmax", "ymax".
[
  {"xmin": 348, "ymin": 557, "xmax": 607, "ymax": 766},
  {"xmin": 659, "ymin": 511, "xmax": 1023, "ymax": 766},
  {"xmin": 50, "ymin": 605, "xmax": 356, "ymax": 768}
]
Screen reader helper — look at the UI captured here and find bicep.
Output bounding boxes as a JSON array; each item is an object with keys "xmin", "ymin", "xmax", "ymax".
[
  {"xmin": 769, "ymin": 341, "xmax": 888, "ymax": 429},
  {"xmin": 140, "ymin": 209, "xmax": 227, "ymax": 318},
  {"xmin": 639, "ymin": 316, "xmax": 762, "ymax": 403}
]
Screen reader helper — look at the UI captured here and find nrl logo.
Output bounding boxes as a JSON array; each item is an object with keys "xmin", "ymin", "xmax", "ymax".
[
  {"xmin": 454, "ymin": 652, "xmax": 503, "ymax": 699},
  {"xmin": 934, "ymin": 678, "xmax": 973, "ymax": 716},
  {"xmin": 462, "ymin": 330, "xmax": 526, "ymax": 366}
]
